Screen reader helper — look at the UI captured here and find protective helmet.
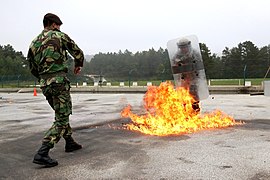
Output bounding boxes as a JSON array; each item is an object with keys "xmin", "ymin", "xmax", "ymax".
[{"xmin": 177, "ymin": 38, "xmax": 191, "ymax": 48}]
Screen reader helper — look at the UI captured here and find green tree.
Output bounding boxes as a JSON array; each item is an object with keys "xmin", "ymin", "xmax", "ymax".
[
  {"xmin": 221, "ymin": 41, "xmax": 269, "ymax": 78},
  {"xmin": 0, "ymin": 44, "xmax": 30, "ymax": 77}
]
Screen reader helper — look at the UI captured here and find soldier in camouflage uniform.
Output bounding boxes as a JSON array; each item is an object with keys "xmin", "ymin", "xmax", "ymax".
[
  {"xmin": 27, "ymin": 13, "xmax": 84, "ymax": 167},
  {"xmin": 172, "ymin": 38, "xmax": 201, "ymax": 112}
]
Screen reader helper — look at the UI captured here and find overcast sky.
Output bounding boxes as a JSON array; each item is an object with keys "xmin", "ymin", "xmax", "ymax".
[{"xmin": 1, "ymin": 0, "xmax": 269, "ymax": 56}]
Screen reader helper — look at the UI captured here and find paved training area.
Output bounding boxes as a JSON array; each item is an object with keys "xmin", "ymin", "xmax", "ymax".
[{"xmin": 0, "ymin": 92, "xmax": 270, "ymax": 179}]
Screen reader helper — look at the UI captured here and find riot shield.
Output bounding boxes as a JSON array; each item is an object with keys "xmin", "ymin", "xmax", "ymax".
[{"xmin": 167, "ymin": 35, "xmax": 209, "ymax": 100}]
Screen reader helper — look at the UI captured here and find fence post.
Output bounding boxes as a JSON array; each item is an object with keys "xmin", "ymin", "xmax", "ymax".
[
  {"xmin": 17, "ymin": 75, "xmax": 21, "ymax": 87},
  {"xmin": 1, "ymin": 76, "xmax": 3, "ymax": 88}
]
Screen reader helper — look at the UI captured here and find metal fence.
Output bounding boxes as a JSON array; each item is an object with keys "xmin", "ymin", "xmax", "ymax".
[
  {"xmin": 0, "ymin": 74, "xmax": 162, "ymax": 88},
  {"xmin": 0, "ymin": 75, "xmax": 266, "ymax": 88},
  {"xmin": 0, "ymin": 74, "xmax": 98, "ymax": 88},
  {"xmin": 0, "ymin": 75, "xmax": 36, "ymax": 88}
]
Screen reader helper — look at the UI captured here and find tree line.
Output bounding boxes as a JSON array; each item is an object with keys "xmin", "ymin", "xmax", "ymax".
[
  {"xmin": 0, "ymin": 41, "xmax": 269, "ymax": 83},
  {"xmin": 86, "ymin": 41, "xmax": 270, "ymax": 81}
]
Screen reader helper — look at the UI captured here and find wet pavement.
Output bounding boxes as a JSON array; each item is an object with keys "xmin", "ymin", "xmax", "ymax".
[{"xmin": 0, "ymin": 93, "xmax": 270, "ymax": 180}]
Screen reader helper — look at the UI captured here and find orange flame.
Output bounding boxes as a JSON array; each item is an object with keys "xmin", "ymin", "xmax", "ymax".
[{"xmin": 121, "ymin": 81, "xmax": 242, "ymax": 136}]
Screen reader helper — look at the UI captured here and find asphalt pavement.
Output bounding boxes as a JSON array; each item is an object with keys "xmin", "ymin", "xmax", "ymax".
[{"xmin": 0, "ymin": 92, "xmax": 270, "ymax": 180}]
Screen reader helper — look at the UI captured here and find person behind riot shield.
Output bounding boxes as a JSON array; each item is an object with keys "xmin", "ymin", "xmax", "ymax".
[{"xmin": 172, "ymin": 38, "xmax": 203, "ymax": 112}]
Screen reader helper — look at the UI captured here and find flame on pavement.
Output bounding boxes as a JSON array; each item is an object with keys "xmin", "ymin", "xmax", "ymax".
[{"xmin": 121, "ymin": 81, "xmax": 242, "ymax": 136}]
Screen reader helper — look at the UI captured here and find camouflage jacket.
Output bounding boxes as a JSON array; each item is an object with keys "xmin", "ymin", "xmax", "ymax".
[
  {"xmin": 27, "ymin": 28, "xmax": 84, "ymax": 87},
  {"xmin": 173, "ymin": 49, "xmax": 202, "ymax": 65}
]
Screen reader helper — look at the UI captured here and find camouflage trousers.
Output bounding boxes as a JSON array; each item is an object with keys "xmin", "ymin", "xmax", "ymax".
[{"xmin": 41, "ymin": 80, "xmax": 73, "ymax": 148}]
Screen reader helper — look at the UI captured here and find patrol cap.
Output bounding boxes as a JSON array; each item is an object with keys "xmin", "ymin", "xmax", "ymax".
[{"xmin": 43, "ymin": 13, "xmax": 63, "ymax": 25}]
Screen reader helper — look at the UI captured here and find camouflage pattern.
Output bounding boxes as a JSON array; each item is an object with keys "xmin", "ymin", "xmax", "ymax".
[
  {"xmin": 27, "ymin": 28, "xmax": 84, "ymax": 87},
  {"xmin": 41, "ymin": 79, "xmax": 72, "ymax": 147},
  {"xmin": 27, "ymin": 28, "xmax": 84, "ymax": 148},
  {"xmin": 172, "ymin": 49, "xmax": 202, "ymax": 100}
]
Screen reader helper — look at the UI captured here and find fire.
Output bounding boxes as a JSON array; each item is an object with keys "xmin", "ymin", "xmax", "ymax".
[{"xmin": 121, "ymin": 81, "xmax": 242, "ymax": 136}]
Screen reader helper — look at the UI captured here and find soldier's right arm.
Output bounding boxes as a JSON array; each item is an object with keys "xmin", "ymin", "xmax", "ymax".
[{"xmin": 27, "ymin": 48, "xmax": 40, "ymax": 80}]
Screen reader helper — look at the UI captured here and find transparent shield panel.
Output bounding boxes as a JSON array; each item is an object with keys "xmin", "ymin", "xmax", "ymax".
[{"xmin": 167, "ymin": 35, "xmax": 209, "ymax": 100}]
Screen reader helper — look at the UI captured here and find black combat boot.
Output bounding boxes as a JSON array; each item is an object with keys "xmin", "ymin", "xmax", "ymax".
[
  {"xmin": 33, "ymin": 143, "xmax": 58, "ymax": 167},
  {"xmin": 64, "ymin": 136, "xmax": 82, "ymax": 152},
  {"xmin": 192, "ymin": 101, "xmax": 200, "ymax": 113}
]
